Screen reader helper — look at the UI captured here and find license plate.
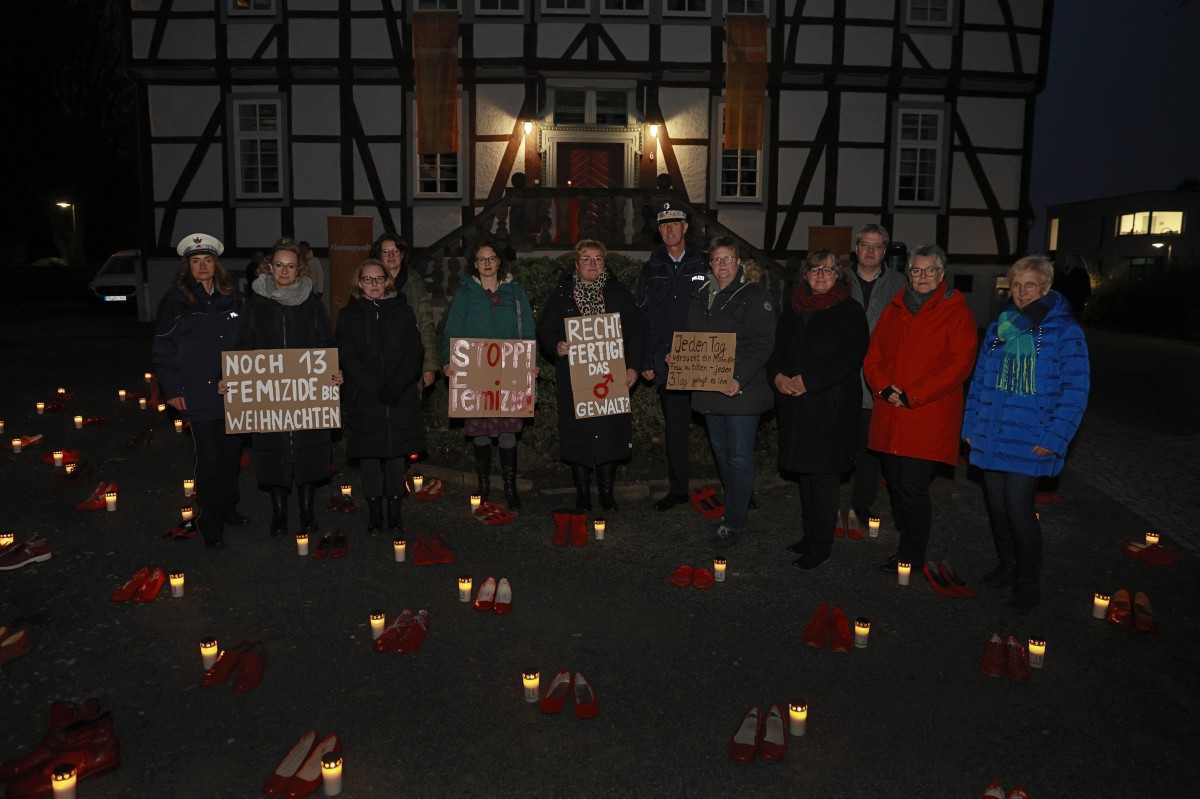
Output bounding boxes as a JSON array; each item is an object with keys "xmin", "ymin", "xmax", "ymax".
[{"xmin": 103, "ymin": 296, "xmax": 128, "ymax": 302}]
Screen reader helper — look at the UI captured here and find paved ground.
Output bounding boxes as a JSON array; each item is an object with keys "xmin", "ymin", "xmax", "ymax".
[{"xmin": 1, "ymin": 314, "xmax": 1198, "ymax": 798}]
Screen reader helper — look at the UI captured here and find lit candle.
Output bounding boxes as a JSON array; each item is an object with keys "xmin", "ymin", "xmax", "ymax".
[
  {"xmin": 714, "ymin": 557, "xmax": 727, "ymax": 582},
  {"xmin": 138, "ymin": 397, "xmax": 147, "ymax": 410},
  {"xmin": 470, "ymin": 494, "xmax": 481, "ymax": 510},
  {"xmin": 53, "ymin": 450, "xmax": 64, "ymax": 467},
  {"xmin": 118, "ymin": 389, "xmax": 127, "ymax": 401},
  {"xmin": 57, "ymin": 387, "xmax": 67, "ymax": 395},
  {"xmin": 157, "ymin": 403, "xmax": 167, "ymax": 414},
  {"xmin": 897, "ymin": 561, "xmax": 912, "ymax": 586},
  {"xmin": 370, "ymin": 611, "xmax": 386, "ymax": 640},
  {"xmin": 174, "ymin": 419, "xmax": 184, "ymax": 433},
  {"xmin": 393, "ymin": 538, "xmax": 406, "ymax": 562},
  {"xmin": 1145, "ymin": 531, "xmax": 1160, "ymax": 546},
  {"xmin": 170, "ymin": 571, "xmax": 185, "ymax": 598},
  {"xmin": 1092, "ymin": 592, "xmax": 1110, "ymax": 619},
  {"xmin": 65, "ymin": 463, "xmax": 76, "ymax": 476},
  {"xmin": 144, "ymin": 372, "xmax": 153, "ymax": 382},
  {"xmin": 340, "ymin": 484, "xmax": 352, "ymax": 497},
  {"xmin": 854, "ymin": 618, "xmax": 871, "ymax": 649},
  {"xmin": 321, "ymin": 752, "xmax": 343, "ymax": 797},
  {"xmin": 0, "ymin": 532, "xmax": 14, "ymax": 548},
  {"xmin": 296, "ymin": 533, "xmax": 310, "ymax": 557},
  {"xmin": 10, "ymin": 438, "xmax": 21, "ymax": 453},
  {"xmin": 522, "ymin": 670, "xmax": 540, "ymax": 703},
  {"xmin": 594, "ymin": 518, "xmax": 606, "ymax": 540},
  {"xmin": 458, "ymin": 576, "xmax": 473, "ymax": 602},
  {"xmin": 200, "ymin": 638, "xmax": 219, "ymax": 670},
  {"xmin": 0, "ymin": 420, "xmax": 4, "ymax": 434},
  {"xmin": 36, "ymin": 402, "xmax": 45, "ymax": 415},
  {"xmin": 412, "ymin": 474, "xmax": 424, "ymax": 491},
  {"xmin": 868, "ymin": 517, "xmax": 881, "ymax": 537},
  {"xmin": 183, "ymin": 478, "xmax": 195, "ymax": 497},
  {"xmin": 51, "ymin": 763, "xmax": 76, "ymax": 798},
  {"xmin": 1028, "ymin": 637, "xmax": 1046, "ymax": 669},
  {"xmin": 181, "ymin": 506, "xmax": 194, "ymax": 522},
  {"xmin": 104, "ymin": 491, "xmax": 117, "ymax": 512},
  {"xmin": 73, "ymin": 415, "xmax": 83, "ymax": 429},
  {"xmin": 787, "ymin": 700, "xmax": 808, "ymax": 737}
]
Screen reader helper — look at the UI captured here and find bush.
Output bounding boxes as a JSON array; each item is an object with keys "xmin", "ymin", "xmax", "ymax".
[{"xmin": 1085, "ymin": 263, "xmax": 1200, "ymax": 341}]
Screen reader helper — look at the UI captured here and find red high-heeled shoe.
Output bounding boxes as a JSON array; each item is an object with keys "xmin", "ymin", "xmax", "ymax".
[
  {"xmin": 282, "ymin": 733, "xmax": 339, "ymax": 799},
  {"xmin": 263, "ymin": 730, "xmax": 316, "ymax": 797},
  {"xmin": 539, "ymin": 669, "xmax": 572, "ymax": 714}
]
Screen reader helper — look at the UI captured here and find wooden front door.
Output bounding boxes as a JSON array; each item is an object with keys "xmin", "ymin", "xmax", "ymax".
[{"xmin": 553, "ymin": 143, "xmax": 624, "ymax": 245}]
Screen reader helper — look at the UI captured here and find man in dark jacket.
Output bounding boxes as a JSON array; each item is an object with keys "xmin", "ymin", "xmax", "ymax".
[{"xmin": 636, "ymin": 202, "xmax": 709, "ymax": 511}]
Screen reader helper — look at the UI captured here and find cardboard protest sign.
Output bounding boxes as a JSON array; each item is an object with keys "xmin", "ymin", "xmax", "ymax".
[
  {"xmin": 222, "ymin": 348, "xmax": 341, "ymax": 434},
  {"xmin": 666, "ymin": 332, "xmax": 737, "ymax": 392},
  {"xmin": 565, "ymin": 312, "xmax": 630, "ymax": 419},
  {"xmin": 447, "ymin": 338, "xmax": 537, "ymax": 418}
]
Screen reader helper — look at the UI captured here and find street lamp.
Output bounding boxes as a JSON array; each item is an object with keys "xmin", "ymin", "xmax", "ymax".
[{"xmin": 56, "ymin": 201, "xmax": 78, "ymax": 266}]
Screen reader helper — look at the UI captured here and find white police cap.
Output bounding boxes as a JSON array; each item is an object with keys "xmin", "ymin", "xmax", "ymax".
[{"xmin": 177, "ymin": 233, "xmax": 224, "ymax": 258}]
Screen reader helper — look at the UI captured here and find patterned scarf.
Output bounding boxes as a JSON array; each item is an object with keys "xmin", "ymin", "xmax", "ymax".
[
  {"xmin": 994, "ymin": 296, "xmax": 1051, "ymax": 395},
  {"xmin": 253, "ymin": 274, "xmax": 313, "ymax": 307},
  {"xmin": 573, "ymin": 269, "xmax": 609, "ymax": 315},
  {"xmin": 791, "ymin": 279, "xmax": 850, "ymax": 314}
]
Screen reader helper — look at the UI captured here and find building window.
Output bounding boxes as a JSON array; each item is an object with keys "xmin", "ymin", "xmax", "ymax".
[
  {"xmin": 713, "ymin": 102, "xmax": 762, "ymax": 202},
  {"xmin": 416, "ymin": 0, "xmax": 460, "ymax": 9},
  {"xmin": 664, "ymin": 0, "xmax": 709, "ymax": 15},
  {"xmin": 417, "ymin": 153, "xmax": 460, "ymax": 196},
  {"xmin": 726, "ymin": 0, "xmax": 764, "ymax": 13},
  {"xmin": 893, "ymin": 107, "xmax": 945, "ymax": 208},
  {"xmin": 1116, "ymin": 210, "xmax": 1183, "ymax": 236},
  {"xmin": 477, "ymin": 0, "xmax": 523, "ymax": 13},
  {"xmin": 1048, "ymin": 217, "xmax": 1059, "ymax": 251},
  {"xmin": 229, "ymin": 96, "xmax": 286, "ymax": 200},
  {"xmin": 905, "ymin": 0, "xmax": 953, "ymax": 27},
  {"xmin": 551, "ymin": 88, "xmax": 630, "ymax": 126},
  {"xmin": 601, "ymin": 0, "xmax": 647, "ymax": 14},
  {"xmin": 542, "ymin": 0, "xmax": 589, "ymax": 14}
]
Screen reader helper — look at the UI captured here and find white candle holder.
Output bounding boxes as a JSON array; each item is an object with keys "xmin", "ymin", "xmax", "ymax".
[
  {"xmin": 51, "ymin": 763, "xmax": 76, "ymax": 798},
  {"xmin": 897, "ymin": 561, "xmax": 911, "ymax": 586},
  {"xmin": 321, "ymin": 752, "xmax": 343, "ymax": 796},
  {"xmin": 393, "ymin": 538, "xmax": 406, "ymax": 562},
  {"xmin": 458, "ymin": 576, "xmax": 473, "ymax": 602},
  {"xmin": 470, "ymin": 494, "xmax": 481, "ymax": 510},
  {"xmin": 181, "ymin": 507, "xmax": 194, "ymax": 522},
  {"xmin": 200, "ymin": 638, "xmax": 219, "ymax": 670},
  {"xmin": 370, "ymin": 611, "xmax": 385, "ymax": 640},
  {"xmin": 144, "ymin": 372, "xmax": 153, "ymax": 382},
  {"xmin": 169, "ymin": 572, "xmax": 185, "ymax": 598},
  {"xmin": 1145, "ymin": 531, "xmax": 1160, "ymax": 546},
  {"xmin": 868, "ymin": 517, "xmax": 881, "ymax": 537},
  {"xmin": 183, "ymin": 478, "xmax": 195, "ymax": 497},
  {"xmin": 1092, "ymin": 592, "xmax": 1110, "ymax": 619},
  {"xmin": 787, "ymin": 700, "xmax": 808, "ymax": 737},
  {"xmin": 296, "ymin": 534, "xmax": 310, "ymax": 557},
  {"xmin": 714, "ymin": 557, "xmax": 727, "ymax": 582},
  {"xmin": 1028, "ymin": 638, "xmax": 1046, "ymax": 669},
  {"xmin": 174, "ymin": 419, "xmax": 184, "ymax": 433},
  {"xmin": 522, "ymin": 670, "xmax": 540, "ymax": 703},
  {"xmin": 36, "ymin": 402, "xmax": 45, "ymax": 415},
  {"xmin": 73, "ymin": 415, "xmax": 83, "ymax": 429},
  {"xmin": 594, "ymin": 518, "xmax": 606, "ymax": 540},
  {"xmin": 104, "ymin": 491, "xmax": 117, "ymax": 512},
  {"xmin": 138, "ymin": 397, "xmax": 148, "ymax": 410},
  {"xmin": 118, "ymin": 389, "xmax": 127, "ymax": 401},
  {"xmin": 854, "ymin": 618, "xmax": 870, "ymax": 648},
  {"xmin": 11, "ymin": 438, "xmax": 22, "ymax": 453},
  {"xmin": 412, "ymin": 474, "xmax": 424, "ymax": 492},
  {"xmin": 53, "ymin": 450, "xmax": 64, "ymax": 467}
]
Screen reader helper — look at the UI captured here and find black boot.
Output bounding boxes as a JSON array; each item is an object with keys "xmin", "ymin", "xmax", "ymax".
[
  {"xmin": 366, "ymin": 497, "xmax": 383, "ymax": 533},
  {"xmin": 474, "ymin": 443, "xmax": 493, "ymax": 502},
  {"xmin": 1005, "ymin": 580, "xmax": 1041, "ymax": 614},
  {"xmin": 386, "ymin": 495, "xmax": 403, "ymax": 534},
  {"xmin": 498, "ymin": 446, "xmax": 521, "ymax": 510},
  {"xmin": 298, "ymin": 483, "xmax": 318, "ymax": 535},
  {"xmin": 269, "ymin": 487, "xmax": 289, "ymax": 536},
  {"xmin": 571, "ymin": 464, "xmax": 593, "ymax": 512},
  {"xmin": 595, "ymin": 462, "xmax": 618, "ymax": 511}
]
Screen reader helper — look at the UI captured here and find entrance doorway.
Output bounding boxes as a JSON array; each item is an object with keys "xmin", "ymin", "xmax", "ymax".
[{"xmin": 552, "ymin": 143, "xmax": 625, "ymax": 245}]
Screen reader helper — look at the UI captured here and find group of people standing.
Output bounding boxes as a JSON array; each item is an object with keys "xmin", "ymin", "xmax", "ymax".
[{"xmin": 153, "ymin": 208, "xmax": 1089, "ymax": 614}]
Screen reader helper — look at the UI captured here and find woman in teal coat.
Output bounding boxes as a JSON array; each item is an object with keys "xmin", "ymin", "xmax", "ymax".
[
  {"xmin": 963, "ymin": 255, "xmax": 1090, "ymax": 613},
  {"xmin": 441, "ymin": 242, "xmax": 535, "ymax": 510}
]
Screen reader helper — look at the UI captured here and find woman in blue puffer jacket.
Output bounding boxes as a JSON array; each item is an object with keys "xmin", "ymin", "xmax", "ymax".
[{"xmin": 962, "ymin": 255, "xmax": 1090, "ymax": 613}]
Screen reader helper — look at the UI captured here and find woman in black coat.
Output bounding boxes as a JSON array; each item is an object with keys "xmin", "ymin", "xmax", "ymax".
[
  {"xmin": 233, "ymin": 238, "xmax": 343, "ymax": 538},
  {"xmin": 153, "ymin": 233, "xmax": 247, "ymax": 550},
  {"xmin": 335, "ymin": 259, "xmax": 425, "ymax": 534},
  {"xmin": 537, "ymin": 239, "xmax": 645, "ymax": 511},
  {"xmin": 766, "ymin": 249, "xmax": 869, "ymax": 571}
]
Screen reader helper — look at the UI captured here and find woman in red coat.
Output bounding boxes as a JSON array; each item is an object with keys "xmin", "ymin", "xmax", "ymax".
[{"xmin": 863, "ymin": 244, "xmax": 977, "ymax": 575}]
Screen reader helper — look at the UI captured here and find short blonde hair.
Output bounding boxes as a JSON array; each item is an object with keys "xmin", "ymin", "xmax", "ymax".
[{"xmin": 1009, "ymin": 255, "xmax": 1054, "ymax": 286}]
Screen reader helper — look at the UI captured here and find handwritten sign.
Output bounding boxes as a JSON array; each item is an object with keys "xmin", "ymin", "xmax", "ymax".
[
  {"xmin": 447, "ymin": 338, "xmax": 537, "ymax": 418},
  {"xmin": 222, "ymin": 348, "xmax": 341, "ymax": 434},
  {"xmin": 666, "ymin": 332, "xmax": 736, "ymax": 392},
  {"xmin": 566, "ymin": 313, "xmax": 630, "ymax": 419}
]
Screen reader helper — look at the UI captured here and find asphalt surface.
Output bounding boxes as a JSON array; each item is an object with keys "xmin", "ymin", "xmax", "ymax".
[{"xmin": 1, "ymin": 313, "xmax": 1198, "ymax": 798}]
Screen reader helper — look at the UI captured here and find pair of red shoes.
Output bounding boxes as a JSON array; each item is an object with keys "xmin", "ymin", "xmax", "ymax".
[
  {"xmin": 0, "ymin": 700, "xmax": 120, "ymax": 798},
  {"xmin": 74, "ymin": 481, "xmax": 117, "ymax": 511},
  {"xmin": 411, "ymin": 478, "xmax": 445, "ymax": 501},
  {"xmin": 802, "ymin": 604, "xmax": 853, "ymax": 652},
  {"xmin": 669, "ymin": 565, "xmax": 714, "ymax": 589},
  {"xmin": 9, "ymin": 434, "xmax": 43, "ymax": 451},
  {"xmin": 473, "ymin": 578, "xmax": 513, "ymax": 613},
  {"xmin": 690, "ymin": 486, "xmax": 726, "ymax": 519},
  {"xmin": 325, "ymin": 492, "xmax": 356, "ymax": 513},
  {"xmin": 311, "ymin": 530, "xmax": 349, "ymax": 559},
  {"xmin": 1108, "ymin": 589, "xmax": 1157, "ymax": 633},
  {"xmin": 200, "ymin": 641, "xmax": 267, "ymax": 691},
  {"xmin": 474, "ymin": 501, "xmax": 516, "ymax": 525},
  {"xmin": 980, "ymin": 634, "xmax": 1031, "ymax": 681},
  {"xmin": 923, "ymin": 561, "xmax": 974, "ymax": 597},
  {"xmin": 263, "ymin": 731, "xmax": 340, "ymax": 798},
  {"xmin": 538, "ymin": 670, "xmax": 598, "ymax": 718},
  {"xmin": 110, "ymin": 567, "xmax": 166, "ymax": 603},
  {"xmin": 834, "ymin": 509, "xmax": 863, "ymax": 539},
  {"xmin": 40, "ymin": 450, "xmax": 80, "ymax": 465},
  {"xmin": 1123, "ymin": 541, "xmax": 1183, "ymax": 567},
  {"xmin": 0, "ymin": 626, "xmax": 31, "ymax": 667},
  {"xmin": 372, "ymin": 610, "xmax": 430, "ymax": 654},
  {"xmin": 982, "ymin": 777, "xmax": 1030, "ymax": 798},
  {"xmin": 551, "ymin": 510, "xmax": 589, "ymax": 547},
  {"xmin": 411, "ymin": 533, "xmax": 454, "ymax": 565},
  {"xmin": 728, "ymin": 705, "xmax": 787, "ymax": 764}
]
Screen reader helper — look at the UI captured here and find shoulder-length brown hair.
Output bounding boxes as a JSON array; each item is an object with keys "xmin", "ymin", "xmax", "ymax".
[{"xmin": 174, "ymin": 255, "xmax": 234, "ymax": 304}]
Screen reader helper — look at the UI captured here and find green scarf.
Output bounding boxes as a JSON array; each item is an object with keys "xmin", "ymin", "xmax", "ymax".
[{"xmin": 994, "ymin": 297, "xmax": 1051, "ymax": 395}]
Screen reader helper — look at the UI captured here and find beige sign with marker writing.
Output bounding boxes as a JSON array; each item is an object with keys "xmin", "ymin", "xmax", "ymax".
[
  {"xmin": 222, "ymin": 348, "xmax": 341, "ymax": 433},
  {"xmin": 447, "ymin": 338, "xmax": 537, "ymax": 418},
  {"xmin": 566, "ymin": 313, "xmax": 630, "ymax": 419},
  {"xmin": 666, "ymin": 332, "xmax": 736, "ymax": 392}
]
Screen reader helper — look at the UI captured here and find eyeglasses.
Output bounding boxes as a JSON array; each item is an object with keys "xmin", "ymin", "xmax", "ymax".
[
  {"xmin": 380, "ymin": 248, "xmax": 401, "ymax": 256},
  {"xmin": 577, "ymin": 256, "xmax": 605, "ymax": 265},
  {"xmin": 710, "ymin": 255, "xmax": 737, "ymax": 266},
  {"xmin": 909, "ymin": 266, "xmax": 942, "ymax": 277},
  {"xmin": 271, "ymin": 261, "xmax": 298, "ymax": 271},
  {"xmin": 809, "ymin": 265, "xmax": 838, "ymax": 277},
  {"xmin": 360, "ymin": 276, "xmax": 387, "ymax": 285},
  {"xmin": 475, "ymin": 256, "xmax": 500, "ymax": 267},
  {"xmin": 1011, "ymin": 281, "xmax": 1044, "ymax": 292},
  {"xmin": 857, "ymin": 243, "xmax": 886, "ymax": 251}
]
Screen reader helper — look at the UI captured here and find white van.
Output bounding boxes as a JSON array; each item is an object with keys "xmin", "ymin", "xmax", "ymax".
[{"xmin": 88, "ymin": 249, "xmax": 141, "ymax": 303}]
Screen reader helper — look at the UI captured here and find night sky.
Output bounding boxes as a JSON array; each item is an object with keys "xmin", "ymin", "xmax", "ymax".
[{"xmin": 1029, "ymin": 0, "xmax": 1200, "ymax": 249}]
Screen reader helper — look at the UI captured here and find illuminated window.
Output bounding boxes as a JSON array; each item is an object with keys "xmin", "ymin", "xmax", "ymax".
[
  {"xmin": 1117, "ymin": 211, "xmax": 1183, "ymax": 236},
  {"xmin": 1048, "ymin": 218, "xmax": 1059, "ymax": 251},
  {"xmin": 229, "ymin": 96, "xmax": 286, "ymax": 200},
  {"xmin": 893, "ymin": 107, "xmax": 945, "ymax": 207},
  {"xmin": 1150, "ymin": 211, "xmax": 1183, "ymax": 235}
]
